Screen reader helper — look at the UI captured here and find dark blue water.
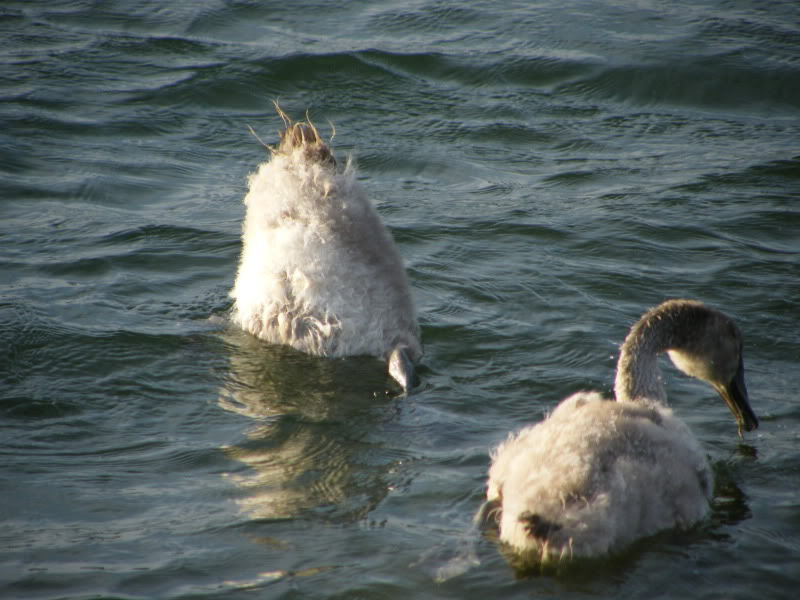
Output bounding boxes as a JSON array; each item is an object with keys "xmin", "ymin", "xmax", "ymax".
[{"xmin": 2, "ymin": 1, "xmax": 799, "ymax": 598}]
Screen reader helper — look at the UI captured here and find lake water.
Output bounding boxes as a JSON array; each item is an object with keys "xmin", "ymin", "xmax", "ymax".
[{"xmin": 2, "ymin": 1, "xmax": 799, "ymax": 598}]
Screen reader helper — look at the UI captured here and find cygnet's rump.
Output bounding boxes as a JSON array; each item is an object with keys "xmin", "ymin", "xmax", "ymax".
[{"xmin": 230, "ymin": 106, "xmax": 421, "ymax": 390}]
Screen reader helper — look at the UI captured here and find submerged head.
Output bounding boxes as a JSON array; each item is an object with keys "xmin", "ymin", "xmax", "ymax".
[{"xmin": 639, "ymin": 299, "xmax": 758, "ymax": 434}]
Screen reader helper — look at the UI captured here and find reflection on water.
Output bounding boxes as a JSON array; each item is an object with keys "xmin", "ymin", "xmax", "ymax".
[
  {"xmin": 710, "ymin": 460, "xmax": 753, "ymax": 530},
  {"xmin": 217, "ymin": 329, "xmax": 403, "ymax": 522}
]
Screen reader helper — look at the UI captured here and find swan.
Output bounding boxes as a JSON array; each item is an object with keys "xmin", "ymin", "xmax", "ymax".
[
  {"xmin": 230, "ymin": 108, "xmax": 421, "ymax": 390},
  {"xmin": 479, "ymin": 299, "xmax": 758, "ymax": 566}
]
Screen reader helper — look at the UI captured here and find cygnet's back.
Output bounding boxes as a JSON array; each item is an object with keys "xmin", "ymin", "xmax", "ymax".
[
  {"xmin": 486, "ymin": 391, "xmax": 711, "ymax": 561},
  {"xmin": 230, "ymin": 112, "xmax": 421, "ymax": 388}
]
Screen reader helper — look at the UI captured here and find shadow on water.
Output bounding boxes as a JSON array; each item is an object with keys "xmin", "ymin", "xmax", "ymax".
[{"xmin": 216, "ymin": 328, "xmax": 406, "ymax": 523}]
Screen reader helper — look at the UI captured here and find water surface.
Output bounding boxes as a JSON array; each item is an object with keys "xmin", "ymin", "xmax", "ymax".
[{"xmin": 2, "ymin": 1, "xmax": 799, "ymax": 598}]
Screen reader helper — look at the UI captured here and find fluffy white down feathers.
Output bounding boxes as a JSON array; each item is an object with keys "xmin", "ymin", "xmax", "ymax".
[
  {"xmin": 486, "ymin": 392, "xmax": 710, "ymax": 561},
  {"xmin": 230, "ymin": 117, "xmax": 421, "ymax": 386}
]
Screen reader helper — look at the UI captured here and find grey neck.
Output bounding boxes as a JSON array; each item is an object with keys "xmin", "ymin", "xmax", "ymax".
[
  {"xmin": 613, "ymin": 302, "xmax": 704, "ymax": 404},
  {"xmin": 614, "ymin": 326, "xmax": 669, "ymax": 404}
]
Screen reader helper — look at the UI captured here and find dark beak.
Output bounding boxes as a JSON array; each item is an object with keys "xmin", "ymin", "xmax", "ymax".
[{"xmin": 718, "ymin": 357, "xmax": 758, "ymax": 436}]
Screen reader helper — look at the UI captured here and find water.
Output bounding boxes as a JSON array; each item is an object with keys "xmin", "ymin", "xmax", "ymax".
[{"xmin": 2, "ymin": 1, "xmax": 799, "ymax": 598}]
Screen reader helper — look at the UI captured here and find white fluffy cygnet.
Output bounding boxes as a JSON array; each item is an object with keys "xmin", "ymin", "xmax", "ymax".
[
  {"xmin": 479, "ymin": 299, "xmax": 758, "ymax": 566},
  {"xmin": 230, "ymin": 109, "xmax": 421, "ymax": 389}
]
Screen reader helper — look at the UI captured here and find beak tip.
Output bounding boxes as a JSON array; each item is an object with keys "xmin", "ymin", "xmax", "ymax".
[
  {"xmin": 724, "ymin": 362, "xmax": 757, "ymax": 437},
  {"xmin": 736, "ymin": 414, "xmax": 758, "ymax": 436}
]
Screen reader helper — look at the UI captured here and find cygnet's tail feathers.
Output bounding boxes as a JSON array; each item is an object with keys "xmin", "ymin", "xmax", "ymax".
[
  {"xmin": 275, "ymin": 107, "xmax": 336, "ymax": 166},
  {"xmin": 388, "ymin": 345, "xmax": 416, "ymax": 392},
  {"xmin": 519, "ymin": 512, "xmax": 563, "ymax": 542}
]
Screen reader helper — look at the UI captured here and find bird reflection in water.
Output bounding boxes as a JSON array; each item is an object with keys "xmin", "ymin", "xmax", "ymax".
[{"xmin": 217, "ymin": 329, "xmax": 405, "ymax": 523}]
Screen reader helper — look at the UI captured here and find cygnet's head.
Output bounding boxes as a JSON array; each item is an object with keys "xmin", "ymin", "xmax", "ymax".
[{"xmin": 666, "ymin": 305, "xmax": 758, "ymax": 434}]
